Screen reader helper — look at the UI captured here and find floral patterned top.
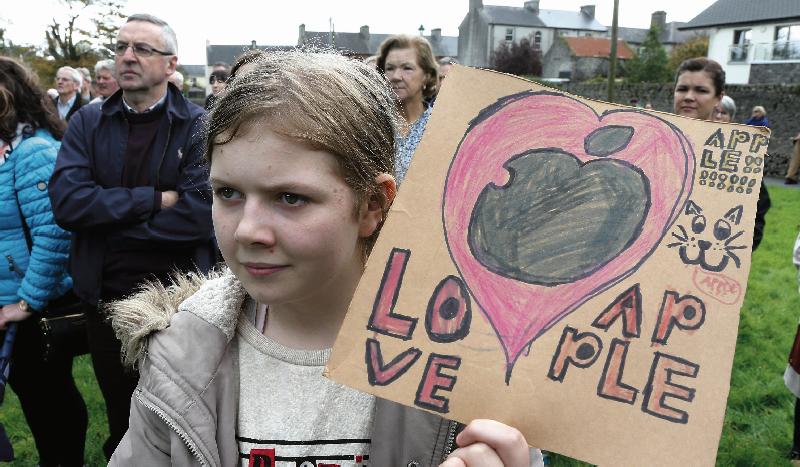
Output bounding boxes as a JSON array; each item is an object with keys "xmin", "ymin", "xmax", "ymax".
[{"xmin": 395, "ymin": 105, "xmax": 432, "ymax": 185}]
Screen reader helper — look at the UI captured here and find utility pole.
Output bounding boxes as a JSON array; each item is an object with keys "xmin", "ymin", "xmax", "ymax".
[{"xmin": 608, "ymin": 0, "xmax": 619, "ymax": 103}]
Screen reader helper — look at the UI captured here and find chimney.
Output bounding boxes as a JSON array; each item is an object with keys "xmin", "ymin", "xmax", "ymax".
[
  {"xmin": 580, "ymin": 5, "xmax": 595, "ymax": 19},
  {"xmin": 360, "ymin": 25, "xmax": 370, "ymax": 40},
  {"xmin": 431, "ymin": 28, "xmax": 442, "ymax": 42},
  {"xmin": 523, "ymin": 0, "xmax": 540, "ymax": 14},
  {"xmin": 470, "ymin": 0, "xmax": 483, "ymax": 12},
  {"xmin": 651, "ymin": 11, "xmax": 667, "ymax": 32},
  {"xmin": 298, "ymin": 24, "xmax": 306, "ymax": 45},
  {"xmin": 250, "ymin": 40, "xmax": 257, "ymax": 48}
]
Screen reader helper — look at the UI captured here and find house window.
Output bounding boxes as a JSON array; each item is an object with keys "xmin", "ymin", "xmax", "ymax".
[
  {"xmin": 774, "ymin": 24, "xmax": 800, "ymax": 60},
  {"xmin": 505, "ymin": 28, "xmax": 514, "ymax": 42},
  {"xmin": 583, "ymin": 32, "xmax": 591, "ymax": 37},
  {"xmin": 534, "ymin": 31, "xmax": 542, "ymax": 48},
  {"xmin": 730, "ymin": 29, "xmax": 750, "ymax": 62}
]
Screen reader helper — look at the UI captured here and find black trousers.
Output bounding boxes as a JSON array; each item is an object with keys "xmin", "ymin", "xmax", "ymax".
[
  {"xmin": 8, "ymin": 315, "xmax": 88, "ymax": 467},
  {"xmin": 84, "ymin": 303, "xmax": 139, "ymax": 460}
]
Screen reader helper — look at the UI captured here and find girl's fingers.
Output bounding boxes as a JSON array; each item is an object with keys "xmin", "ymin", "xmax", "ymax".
[
  {"xmin": 455, "ymin": 419, "xmax": 530, "ymax": 467},
  {"xmin": 443, "ymin": 442, "xmax": 503, "ymax": 467}
]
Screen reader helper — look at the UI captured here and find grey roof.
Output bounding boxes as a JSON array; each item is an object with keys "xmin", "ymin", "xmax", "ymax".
[
  {"xmin": 618, "ymin": 22, "xmax": 695, "ymax": 45},
  {"xmin": 300, "ymin": 31, "xmax": 458, "ymax": 57},
  {"xmin": 482, "ymin": 6, "xmax": 546, "ymax": 27},
  {"xmin": 538, "ymin": 9, "xmax": 606, "ymax": 32},
  {"xmin": 482, "ymin": 5, "xmax": 606, "ymax": 31},
  {"xmin": 205, "ymin": 44, "xmax": 295, "ymax": 66},
  {"xmin": 681, "ymin": 0, "xmax": 800, "ymax": 30}
]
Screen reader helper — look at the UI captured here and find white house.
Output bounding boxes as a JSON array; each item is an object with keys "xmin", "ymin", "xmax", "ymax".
[{"xmin": 680, "ymin": 0, "xmax": 800, "ymax": 84}]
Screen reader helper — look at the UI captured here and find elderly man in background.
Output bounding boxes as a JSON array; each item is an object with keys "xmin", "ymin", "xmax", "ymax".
[
  {"xmin": 90, "ymin": 59, "xmax": 120, "ymax": 104},
  {"xmin": 167, "ymin": 69, "xmax": 184, "ymax": 91},
  {"xmin": 53, "ymin": 66, "xmax": 83, "ymax": 121},
  {"xmin": 49, "ymin": 13, "xmax": 214, "ymax": 459}
]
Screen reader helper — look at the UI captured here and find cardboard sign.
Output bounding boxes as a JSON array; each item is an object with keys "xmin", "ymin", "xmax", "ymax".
[{"xmin": 326, "ymin": 66, "xmax": 768, "ymax": 466}]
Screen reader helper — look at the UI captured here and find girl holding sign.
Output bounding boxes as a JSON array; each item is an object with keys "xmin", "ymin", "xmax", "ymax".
[{"xmin": 107, "ymin": 50, "xmax": 540, "ymax": 467}]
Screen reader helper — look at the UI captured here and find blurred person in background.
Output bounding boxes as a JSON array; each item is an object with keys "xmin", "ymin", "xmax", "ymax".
[
  {"xmin": 377, "ymin": 35, "xmax": 438, "ymax": 184},
  {"xmin": 0, "ymin": 56, "xmax": 87, "ymax": 467},
  {"xmin": 205, "ymin": 69, "xmax": 229, "ymax": 110},
  {"xmin": 745, "ymin": 105, "xmax": 770, "ymax": 128},
  {"xmin": 168, "ymin": 70, "xmax": 184, "ymax": 92},
  {"xmin": 76, "ymin": 67, "xmax": 93, "ymax": 103},
  {"xmin": 53, "ymin": 66, "xmax": 83, "ymax": 122},
  {"xmin": 90, "ymin": 59, "xmax": 120, "ymax": 104},
  {"xmin": 714, "ymin": 95, "xmax": 736, "ymax": 123}
]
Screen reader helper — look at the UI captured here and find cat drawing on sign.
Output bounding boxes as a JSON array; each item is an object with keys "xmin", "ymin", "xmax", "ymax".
[{"xmin": 668, "ymin": 201, "xmax": 746, "ymax": 272}]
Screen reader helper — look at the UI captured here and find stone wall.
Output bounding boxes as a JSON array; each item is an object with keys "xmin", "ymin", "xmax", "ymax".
[
  {"xmin": 749, "ymin": 63, "xmax": 800, "ymax": 86},
  {"xmin": 558, "ymin": 82, "xmax": 800, "ymax": 177}
]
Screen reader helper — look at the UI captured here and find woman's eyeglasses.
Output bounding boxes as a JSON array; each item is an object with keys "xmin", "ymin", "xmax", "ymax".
[{"xmin": 113, "ymin": 42, "xmax": 174, "ymax": 58}]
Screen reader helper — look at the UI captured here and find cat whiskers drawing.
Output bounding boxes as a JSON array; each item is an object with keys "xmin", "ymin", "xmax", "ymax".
[{"xmin": 668, "ymin": 201, "xmax": 747, "ymax": 273}]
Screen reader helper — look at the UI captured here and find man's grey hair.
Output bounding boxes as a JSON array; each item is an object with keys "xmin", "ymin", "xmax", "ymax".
[
  {"xmin": 126, "ymin": 13, "xmax": 178, "ymax": 55},
  {"xmin": 94, "ymin": 59, "xmax": 116, "ymax": 75},
  {"xmin": 57, "ymin": 66, "xmax": 83, "ymax": 86},
  {"xmin": 437, "ymin": 56, "xmax": 458, "ymax": 66}
]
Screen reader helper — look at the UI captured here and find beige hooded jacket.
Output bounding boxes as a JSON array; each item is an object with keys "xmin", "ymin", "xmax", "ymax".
[{"xmin": 107, "ymin": 271, "xmax": 466, "ymax": 466}]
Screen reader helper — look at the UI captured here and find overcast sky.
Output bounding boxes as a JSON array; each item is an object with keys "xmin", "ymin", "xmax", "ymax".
[{"xmin": 2, "ymin": 0, "xmax": 718, "ymax": 65}]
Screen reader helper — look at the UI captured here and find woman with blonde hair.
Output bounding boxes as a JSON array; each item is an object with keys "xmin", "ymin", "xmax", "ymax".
[{"xmin": 377, "ymin": 35, "xmax": 438, "ymax": 183}]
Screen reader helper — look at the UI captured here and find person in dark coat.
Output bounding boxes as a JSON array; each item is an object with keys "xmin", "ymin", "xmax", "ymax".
[
  {"xmin": 52, "ymin": 66, "xmax": 83, "ymax": 122},
  {"xmin": 48, "ymin": 13, "xmax": 214, "ymax": 459}
]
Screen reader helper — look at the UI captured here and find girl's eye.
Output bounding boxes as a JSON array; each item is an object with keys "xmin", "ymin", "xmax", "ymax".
[
  {"xmin": 280, "ymin": 193, "xmax": 306, "ymax": 206},
  {"xmin": 214, "ymin": 187, "xmax": 242, "ymax": 200}
]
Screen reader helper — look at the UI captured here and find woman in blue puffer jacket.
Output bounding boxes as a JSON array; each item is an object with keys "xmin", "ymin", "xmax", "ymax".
[{"xmin": 0, "ymin": 56, "xmax": 87, "ymax": 467}]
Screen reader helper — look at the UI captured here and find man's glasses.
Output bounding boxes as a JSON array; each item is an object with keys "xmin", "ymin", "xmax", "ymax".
[
  {"xmin": 209, "ymin": 76, "xmax": 226, "ymax": 84},
  {"xmin": 113, "ymin": 42, "xmax": 174, "ymax": 58}
]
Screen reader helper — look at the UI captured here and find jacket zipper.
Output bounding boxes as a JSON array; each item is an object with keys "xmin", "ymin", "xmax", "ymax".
[
  {"xmin": 134, "ymin": 389, "xmax": 209, "ymax": 466},
  {"xmin": 5, "ymin": 255, "xmax": 23, "ymax": 277},
  {"xmin": 442, "ymin": 420, "xmax": 460, "ymax": 459},
  {"xmin": 155, "ymin": 122, "xmax": 172, "ymax": 190}
]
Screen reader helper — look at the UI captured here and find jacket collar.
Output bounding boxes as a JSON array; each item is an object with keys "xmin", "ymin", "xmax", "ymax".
[{"xmin": 101, "ymin": 82, "xmax": 190, "ymax": 121}]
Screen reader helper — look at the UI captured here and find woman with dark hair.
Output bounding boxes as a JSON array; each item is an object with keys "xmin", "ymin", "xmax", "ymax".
[
  {"xmin": 377, "ymin": 35, "xmax": 438, "ymax": 184},
  {"xmin": 673, "ymin": 57, "xmax": 724, "ymax": 121},
  {"xmin": 205, "ymin": 69, "xmax": 230, "ymax": 110},
  {"xmin": 0, "ymin": 56, "xmax": 87, "ymax": 466}
]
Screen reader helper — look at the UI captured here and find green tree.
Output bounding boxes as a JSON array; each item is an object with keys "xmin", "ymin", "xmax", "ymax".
[
  {"xmin": 45, "ymin": 0, "xmax": 127, "ymax": 61},
  {"xmin": 627, "ymin": 26, "xmax": 670, "ymax": 83},
  {"xmin": 668, "ymin": 35, "xmax": 710, "ymax": 71},
  {"xmin": 491, "ymin": 37, "xmax": 543, "ymax": 77}
]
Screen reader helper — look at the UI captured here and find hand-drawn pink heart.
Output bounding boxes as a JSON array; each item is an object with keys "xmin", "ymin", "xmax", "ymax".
[{"xmin": 442, "ymin": 91, "xmax": 694, "ymax": 382}]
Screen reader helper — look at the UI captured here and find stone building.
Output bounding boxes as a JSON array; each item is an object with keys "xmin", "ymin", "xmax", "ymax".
[
  {"xmin": 458, "ymin": 0, "xmax": 606, "ymax": 68},
  {"xmin": 542, "ymin": 36, "xmax": 634, "ymax": 81},
  {"xmin": 618, "ymin": 11, "xmax": 704, "ymax": 55}
]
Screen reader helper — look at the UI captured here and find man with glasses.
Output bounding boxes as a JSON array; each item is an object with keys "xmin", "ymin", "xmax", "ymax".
[
  {"xmin": 49, "ymin": 13, "xmax": 214, "ymax": 459},
  {"xmin": 53, "ymin": 66, "xmax": 84, "ymax": 121}
]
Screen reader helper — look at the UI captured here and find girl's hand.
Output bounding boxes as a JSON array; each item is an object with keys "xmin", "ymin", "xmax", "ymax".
[
  {"xmin": 440, "ymin": 419, "xmax": 530, "ymax": 467},
  {"xmin": 0, "ymin": 302, "xmax": 32, "ymax": 330}
]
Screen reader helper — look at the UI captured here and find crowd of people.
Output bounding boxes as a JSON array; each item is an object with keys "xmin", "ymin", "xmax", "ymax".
[{"xmin": 0, "ymin": 10, "xmax": 794, "ymax": 467}]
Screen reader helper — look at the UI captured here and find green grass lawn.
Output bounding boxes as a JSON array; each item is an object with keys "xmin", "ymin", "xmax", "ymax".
[{"xmin": 1, "ymin": 186, "xmax": 800, "ymax": 466}]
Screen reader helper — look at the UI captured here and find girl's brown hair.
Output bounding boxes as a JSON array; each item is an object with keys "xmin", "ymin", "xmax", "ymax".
[
  {"xmin": 205, "ymin": 50, "xmax": 400, "ymax": 255},
  {"xmin": 0, "ymin": 57, "xmax": 65, "ymax": 142}
]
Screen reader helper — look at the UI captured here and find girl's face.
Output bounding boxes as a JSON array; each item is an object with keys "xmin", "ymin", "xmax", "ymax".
[
  {"xmin": 673, "ymin": 70, "xmax": 720, "ymax": 121},
  {"xmin": 384, "ymin": 47, "xmax": 427, "ymax": 105},
  {"xmin": 210, "ymin": 126, "xmax": 384, "ymax": 311}
]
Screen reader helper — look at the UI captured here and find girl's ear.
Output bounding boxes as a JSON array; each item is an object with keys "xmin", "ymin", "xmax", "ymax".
[{"xmin": 358, "ymin": 173, "xmax": 397, "ymax": 238}]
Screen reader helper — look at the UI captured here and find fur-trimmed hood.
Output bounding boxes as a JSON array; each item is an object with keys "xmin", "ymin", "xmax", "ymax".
[{"xmin": 109, "ymin": 269, "xmax": 248, "ymax": 368}]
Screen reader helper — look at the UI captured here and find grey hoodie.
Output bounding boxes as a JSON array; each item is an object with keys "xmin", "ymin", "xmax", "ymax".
[{"xmin": 108, "ymin": 271, "xmax": 544, "ymax": 466}]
